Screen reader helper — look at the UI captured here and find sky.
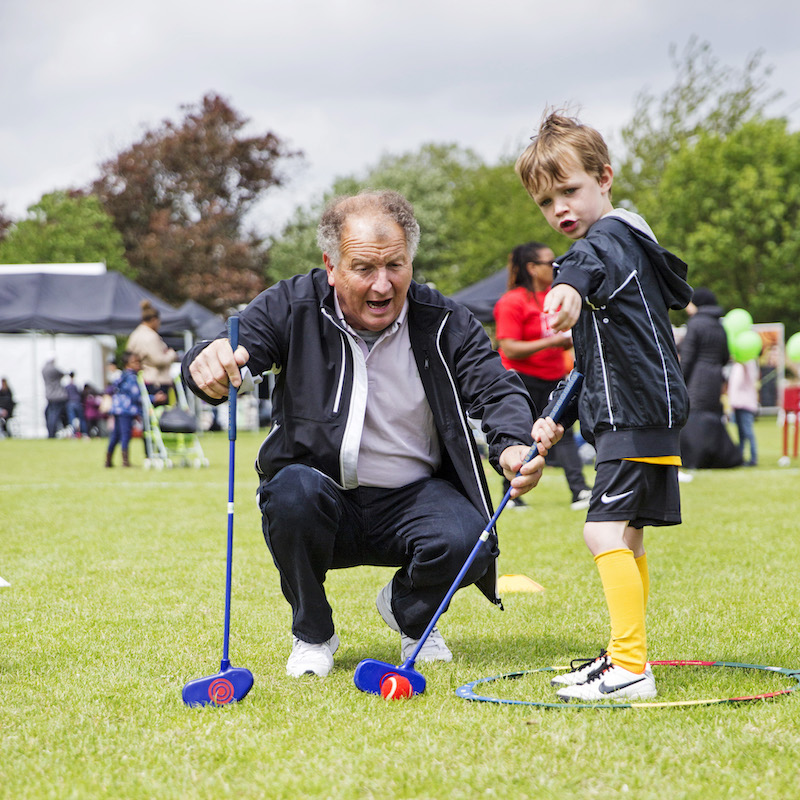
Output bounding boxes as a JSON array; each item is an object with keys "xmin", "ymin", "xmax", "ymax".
[{"xmin": 1, "ymin": 0, "xmax": 799, "ymax": 238}]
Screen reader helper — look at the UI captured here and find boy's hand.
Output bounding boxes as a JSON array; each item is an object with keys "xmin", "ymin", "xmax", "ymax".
[
  {"xmin": 499, "ymin": 417, "xmax": 564, "ymax": 498},
  {"xmin": 543, "ymin": 284, "xmax": 582, "ymax": 332}
]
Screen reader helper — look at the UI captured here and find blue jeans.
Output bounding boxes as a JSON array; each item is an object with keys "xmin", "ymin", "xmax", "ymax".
[
  {"xmin": 107, "ymin": 414, "xmax": 134, "ymax": 455},
  {"xmin": 258, "ymin": 464, "xmax": 495, "ymax": 642},
  {"xmin": 734, "ymin": 408, "xmax": 757, "ymax": 465},
  {"xmin": 66, "ymin": 401, "xmax": 88, "ymax": 436}
]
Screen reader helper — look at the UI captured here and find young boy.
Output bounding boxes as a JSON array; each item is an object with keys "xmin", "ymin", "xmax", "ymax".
[{"xmin": 518, "ymin": 111, "xmax": 693, "ymax": 701}]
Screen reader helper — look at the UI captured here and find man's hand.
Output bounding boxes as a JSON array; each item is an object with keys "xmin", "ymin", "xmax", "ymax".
[
  {"xmin": 499, "ymin": 417, "xmax": 563, "ymax": 498},
  {"xmin": 188, "ymin": 339, "xmax": 251, "ymax": 400},
  {"xmin": 543, "ymin": 284, "xmax": 582, "ymax": 332}
]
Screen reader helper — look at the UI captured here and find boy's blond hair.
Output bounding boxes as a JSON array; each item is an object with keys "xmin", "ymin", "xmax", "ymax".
[{"xmin": 515, "ymin": 110, "xmax": 611, "ymax": 198}]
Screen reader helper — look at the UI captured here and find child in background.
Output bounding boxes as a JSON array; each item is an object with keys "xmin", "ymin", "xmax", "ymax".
[
  {"xmin": 105, "ymin": 351, "xmax": 143, "ymax": 468},
  {"xmin": 728, "ymin": 358, "xmax": 760, "ymax": 466},
  {"xmin": 517, "ymin": 110, "xmax": 693, "ymax": 702}
]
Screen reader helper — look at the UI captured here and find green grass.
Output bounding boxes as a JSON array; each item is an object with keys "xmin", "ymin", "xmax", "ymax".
[{"xmin": 2, "ymin": 418, "xmax": 799, "ymax": 799}]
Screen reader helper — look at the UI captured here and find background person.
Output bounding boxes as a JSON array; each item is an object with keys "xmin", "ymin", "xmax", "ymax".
[
  {"xmin": 41, "ymin": 357, "xmax": 68, "ymax": 438},
  {"xmin": 678, "ymin": 287, "xmax": 742, "ymax": 469},
  {"xmin": 727, "ymin": 357, "xmax": 760, "ymax": 466},
  {"xmin": 0, "ymin": 377, "xmax": 15, "ymax": 437},
  {"xmin": 65, "ymin": 372, "xmax": 88, "ymax": 438},
  {"xmin": 183, "ymin": 190, "xmax": 562, "ymax": 679},
  {"xmin": 126, "ymin": 300, "xmax": 178, "ymax": 402},
  {"xmin": 105, "ymin": 351, "xmax": 143, "ymax": 468},
  {"xmin": 494, "ymin": 241, "xmax": 592, "ymax": 510}
]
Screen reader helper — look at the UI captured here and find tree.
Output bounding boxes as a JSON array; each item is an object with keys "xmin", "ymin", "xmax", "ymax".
[
  {"xmin": 437, "ymin": 159, "xmax": 563, "ymax": 295},
  {"xmin": 0, "ymin": 204, "xmax": 12, "ymax": 242},
  {"xmin": 655, "ymin": 118, "xmax": 800, "ymax": 331},
  {"xmin": 0, "ymin": 191, "xmax": 131, "ymax": 274},
  {"xmin": 614, "ymin": 39, "xmax": 782, "ymax": 213},
  {"xmin": 91, "ymin": 93, "xmax": 301, "ymax": 311},
  {"xmin": 268, "ymin": 143, "xmax": 482, "ymax": 286}
]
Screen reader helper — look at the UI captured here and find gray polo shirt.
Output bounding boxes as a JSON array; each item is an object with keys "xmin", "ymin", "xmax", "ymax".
[{"xmin": 333, "ymin": 295, "xmax": 441, "ymax": 488}]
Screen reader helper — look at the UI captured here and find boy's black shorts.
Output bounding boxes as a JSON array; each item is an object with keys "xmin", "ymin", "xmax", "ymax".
[{"xmin": 586, "ymin": 459, "xmax": 681, "ymax": 528}]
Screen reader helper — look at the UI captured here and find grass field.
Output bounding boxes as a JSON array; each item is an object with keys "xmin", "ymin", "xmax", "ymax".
[{"xmin": 1, "ymin": 418, "xmax": 799, "ymax": 799}]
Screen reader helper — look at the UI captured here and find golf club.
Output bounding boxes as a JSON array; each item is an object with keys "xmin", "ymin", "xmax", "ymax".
[
  {"xmin": 353, "ymin": 370, "xmax": 584, "ymax": 696},
  {"xmin": 182, "ymin": 316, "xmax": 254, "ymax": 706}
]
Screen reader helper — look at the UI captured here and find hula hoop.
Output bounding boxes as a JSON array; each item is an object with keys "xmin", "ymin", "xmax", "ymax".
[{"xmin": 455, "ymin": 660, "xmax": 800, "ymax": 710}]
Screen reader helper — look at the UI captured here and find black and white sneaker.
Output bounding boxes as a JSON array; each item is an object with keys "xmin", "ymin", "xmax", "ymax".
[
  {"xmin": 556, "ymin": 663, "xmax": 657, "ymax": 702},
  {"xmin": 550, "ymin": 650, "xmax": 611, "ymax": 687}
]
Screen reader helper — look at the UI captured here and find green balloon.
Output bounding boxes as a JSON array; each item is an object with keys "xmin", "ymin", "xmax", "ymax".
[
  {"xmin": 723, "ymin": 308, "xmax": 753, "ymax": 336},
  {"xmin": 787, "ymin": 332, "xmax": 800, "ymax": 363},
  {"xmin": 733, "ymin": 330, "xmax": 762, "ymax": 362}
]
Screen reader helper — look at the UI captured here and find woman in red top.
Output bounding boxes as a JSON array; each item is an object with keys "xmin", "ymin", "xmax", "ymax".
[{"xmin": 494, "ymin": 241, "xmax": 591, "ymax": 509}]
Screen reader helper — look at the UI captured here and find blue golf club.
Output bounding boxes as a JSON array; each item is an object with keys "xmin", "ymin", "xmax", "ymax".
[
  {"xmin": 353, "ymin": 370, "xmax": 584, "ymax": 696},
  {"xmin": 183, "ymin": 316, "xmax": 254, "ymax": 706}
]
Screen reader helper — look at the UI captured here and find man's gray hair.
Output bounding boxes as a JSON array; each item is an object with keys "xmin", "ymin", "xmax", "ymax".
[{"xmin": 316, "ymin": 190, "xmax": 421, "ymax": 264}]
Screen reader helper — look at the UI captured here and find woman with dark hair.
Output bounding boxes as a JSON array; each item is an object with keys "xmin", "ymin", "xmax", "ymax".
[
  {"xmin": 494, "ymin": 241, "xmax": 591, "ymax": 509},
  {"xmin": 126, "ymin": 299, "xmax": 178, "ymax": 402}
]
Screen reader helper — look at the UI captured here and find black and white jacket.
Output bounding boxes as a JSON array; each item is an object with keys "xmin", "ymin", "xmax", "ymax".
[
  {"xmin": 182, "ymin": 269, "xmax": 535, "ymax": 604},
  {"xmin": 545, "ymin": 212, "xmax": 693, "ymax": 463}
]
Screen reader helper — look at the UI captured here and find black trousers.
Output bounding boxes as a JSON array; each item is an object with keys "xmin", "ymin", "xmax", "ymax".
[
  {"xmin": 258, "ymin": 464, "xmax": 495, "ymax": 642},
  {"xmin": 503, "ymin": 372, "xmax": 589, "ymax": 502}
]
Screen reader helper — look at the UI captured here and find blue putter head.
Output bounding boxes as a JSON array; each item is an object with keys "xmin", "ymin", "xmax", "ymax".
[
  {"xmin": 353, "ymin": 658, "xmax": 427, "ymax": 696},
  {"xmin": 182, "ymin": 664, "xmax": 254, "ymax": 707}
]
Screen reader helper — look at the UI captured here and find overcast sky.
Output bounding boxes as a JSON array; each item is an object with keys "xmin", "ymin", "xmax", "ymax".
[{"xmin": 2, "ymin": 0, "xmax": 799, "ymax": 238}]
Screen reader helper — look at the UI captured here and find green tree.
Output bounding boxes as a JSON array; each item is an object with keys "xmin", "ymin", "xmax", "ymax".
[
  {"xmin": 91, "ymin": 93, "xmax": 301, "ymax": 311},
  {"xmin": 655, "ymin": 118, "xmax": 800, "ymax": 331},
  {"xmin": 268, "ymin": 143, "xmax": 482, "ymax": 286},
  {"xmin": 437, "ymin": 159, "xmax": 564, "ymax": 295},
  {"xmin": 0, "ymin": 191, "xmax": 131, "ymax": 275},
  {"xmin": 615, "ymin": 38, "xmax": 781, "ymax": 213}
]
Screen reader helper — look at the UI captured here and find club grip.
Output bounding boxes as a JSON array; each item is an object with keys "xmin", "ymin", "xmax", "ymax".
[
  {"xmin": 227, "ymin": 316, "xmax": 239, "ymax": 441},
  {"xmin": 520, "ymin": 370, "xmax": 583, "ymax": 467}
]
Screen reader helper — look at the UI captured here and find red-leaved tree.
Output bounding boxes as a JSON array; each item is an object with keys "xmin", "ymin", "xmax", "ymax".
[{"xmin": 92, "ymin": 93, "xmax": 301, "ymax": 310}]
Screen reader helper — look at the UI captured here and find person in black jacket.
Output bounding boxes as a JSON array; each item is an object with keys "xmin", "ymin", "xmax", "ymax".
[
  {"xmin": 678, "ymin": 287, "xmax": 743, "ymax": 469},
  {"xmin": 183, "ymin": 190, "xmax": 563, "ymax": 679},
  {"xmin": 517, "ymin": 110, "xmax": 692, "ymax": 702}
]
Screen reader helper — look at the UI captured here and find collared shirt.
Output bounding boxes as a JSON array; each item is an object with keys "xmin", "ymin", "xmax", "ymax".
[{"xmin": 333, "ymin": 295, "xmax": 441, "ymax": 488}]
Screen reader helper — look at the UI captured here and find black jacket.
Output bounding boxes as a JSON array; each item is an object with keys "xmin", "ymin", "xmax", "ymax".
[
  {"xmin": 545, "ymin": 215, "xmax": 692, "ymax": 462},
  {"xmin": 182, "ymin": 269, "xmax": 535, "ymax": 604},
  {"xmin": 679, "ymin": 305, "xmax": 729, "ymax": 415}
]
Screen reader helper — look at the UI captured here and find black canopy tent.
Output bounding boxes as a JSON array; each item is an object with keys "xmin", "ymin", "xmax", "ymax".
[
  {"xmin": 0, "ymin": 271, "xmax": 193, "ymax": 334},
  {"xmin": 448, "ymin": 269, "xmax": 507, "ymax": 324}
]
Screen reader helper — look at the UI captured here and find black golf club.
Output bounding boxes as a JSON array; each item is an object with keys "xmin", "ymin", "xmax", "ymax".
[
  {"xmin": 183, "ymin": 316, "xmax": 254, "ymax": 706},
  {"xmin": 354, "ymin": 371, "xmax": 584, "ymax": 695}
]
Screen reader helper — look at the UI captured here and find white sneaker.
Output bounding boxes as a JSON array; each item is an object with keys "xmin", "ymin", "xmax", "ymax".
[
  {"xmin": 286, "ymin": 634, "xmax": 340, "ymax": 678},
  {"xmin": 678, "ymin": 470, "xmax": 694, "ymax": 483},
  {"xmin": 401, "ymin": 629, "xmax": 453, "ymax": 663},
  {"xmin": 570, "ymin": 488, "xmax": 592, "ymax": 511},
  {"xmin": 377, "ymin": 582, "xmax": 452, "ymax": 663},
  {"xmin": 550, "ymin": 650, "xmax": 611, "ymax": 686},
  {"xmin": 556, "ymin": 663, "xmax": 656, "ymax": 702}
]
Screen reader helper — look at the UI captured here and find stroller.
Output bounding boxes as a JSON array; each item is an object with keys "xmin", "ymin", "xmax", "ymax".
[{"xmin": 138, "ymin": 373, "xmax": 209, "ymax": 470}]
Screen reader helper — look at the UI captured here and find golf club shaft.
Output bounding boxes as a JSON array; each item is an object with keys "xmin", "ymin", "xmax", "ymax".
[
  {"xmin": 221, "ymin": 315, "xmax": 239, "ymax": 669},
  {"xmin": 402, "ymin": 370, "xmax": 584, "ymax": 669}
]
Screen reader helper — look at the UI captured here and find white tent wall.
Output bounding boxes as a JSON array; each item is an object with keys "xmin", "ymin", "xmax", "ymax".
[{"xmin": 0, "ymin": 332, "xmax": 115, "ymax": 438}]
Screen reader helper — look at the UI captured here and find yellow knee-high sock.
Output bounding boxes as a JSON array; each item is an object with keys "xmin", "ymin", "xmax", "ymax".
[
  {"xmin": 635, "ymin": 552, "xmax": 650, "ymax": 612},
  {"xmin": 595, "ymin": 548, "xmax": 646, "ymax": 673}
]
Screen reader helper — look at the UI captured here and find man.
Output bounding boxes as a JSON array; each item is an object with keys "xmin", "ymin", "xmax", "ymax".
[{"xmin": 183, "ymin": 190, "xmax": 562, "ymax": 678}]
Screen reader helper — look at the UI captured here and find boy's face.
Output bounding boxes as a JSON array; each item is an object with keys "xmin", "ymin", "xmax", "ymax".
[{"xmin": 532, "ymin": 158, "xmax": 614, "ymax": 240}]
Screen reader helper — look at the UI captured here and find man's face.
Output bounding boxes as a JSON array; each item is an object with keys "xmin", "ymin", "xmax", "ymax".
[
  {"xmin": 325, "ymin": 213, "xmax": 413, "ymax": 332},
  {"xmin": 533, "ymin": 159, "xmax": 614, "ymax": 240}
]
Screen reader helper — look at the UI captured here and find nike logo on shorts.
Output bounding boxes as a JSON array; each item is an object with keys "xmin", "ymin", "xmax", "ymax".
[
  {"xmin": 599, "ymin": 675, "xmax": 646, "ymax": 694},
  {"xmin": 600, "ymin": 490, "xmax": 634, "ymax": 504}
]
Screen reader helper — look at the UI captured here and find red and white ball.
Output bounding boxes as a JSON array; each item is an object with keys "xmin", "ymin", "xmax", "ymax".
[{"xmin": 380, "ymin": 673, "xmax": 413, "ymax": 700}]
